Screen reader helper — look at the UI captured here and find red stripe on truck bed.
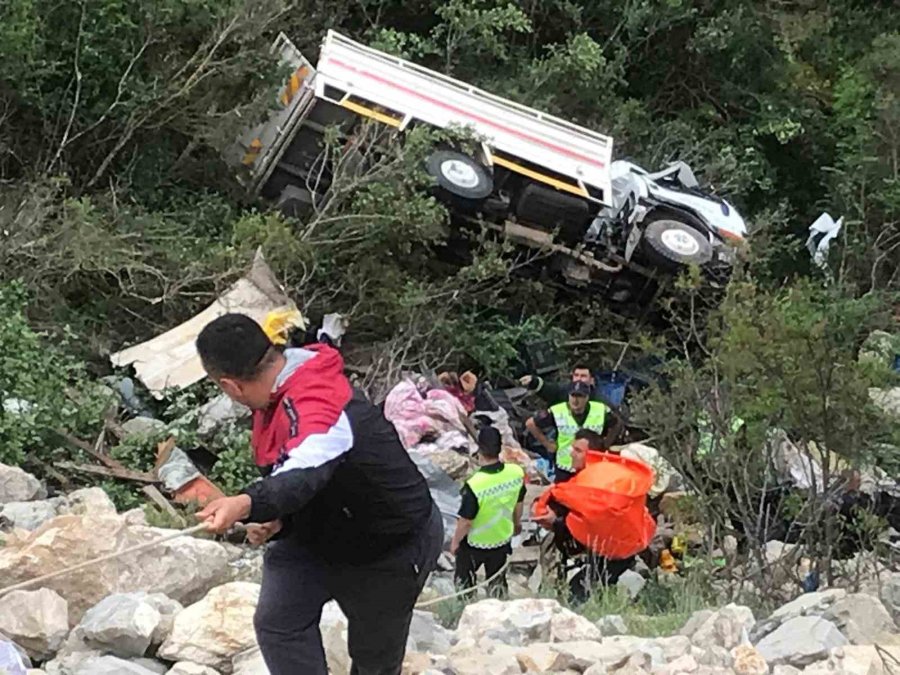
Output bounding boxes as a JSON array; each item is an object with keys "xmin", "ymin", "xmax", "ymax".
[{"xmin": 323, "ymin": 57, "xmax": 606, "ymax": 169}]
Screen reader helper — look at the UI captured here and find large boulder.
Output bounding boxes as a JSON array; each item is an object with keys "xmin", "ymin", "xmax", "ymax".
[
  {"xmin": 0, "ymin": 464, "xmax": 45, "ymax": 503},
  {"xmin": 755, "ymin": 616, "xmax": 848, "ymax": 667},
  {"xmin": 822, "ymin": 593, "xmax": 897, "ymax": 645},
  {"xmin": 62, "ymin": 488, "xmax": 117, "ymax": 517},
  {"xmin": 0, "ymin": 515, "xmax": 233, "ymax": 622},
  {"xmin": 690, "ymin": 604, "xmax": 755, "ymax": 650},
  {"xmin": 75, "ymin": 592, "xmax": 162, "ymax": 657},
  {"xmin": 158, "ymin": 583, "xmax": 259, "ymax": 673},
  {"xmin": 456, "ymin": 598, "xmax": 601, "ymax": 646},
  {"xmin": 0, "ymin": 499, "xmax": 64, "ymax": 531},
  {"xmin": 405, "ymin": 611, "xmax": 452, "ymax": 654},
  {"xmin": 120, "ymin": 416, "xmax": 168, "ymax": 440},
  {"xmin": 44, "ymin": 652, "xmax": 166, "ymax": 675},
  {"xmin": 803, "ymin": 645, "xmax": 886, "ymax": 675},
  {"xmin": 752, "ymin": 589, "xmax": 847, "ymax": 641},
  {"xmin": 730, "ymin": 644, "xmax": 768, "ymax": 675},
  {"xmin": 0, "ymin": 589, "xmax": 69, "ymax": 660},
  {"xmin": 230, "ymin": 648, "xmax": 268, "ymax": 675}
]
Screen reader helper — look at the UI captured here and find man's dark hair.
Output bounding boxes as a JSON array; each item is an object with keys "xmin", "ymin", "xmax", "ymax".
[
  {"xmin": 196, "ymin": 314, "xmax": 274, "ymax": 379},
  {"xmin": 574, "ymin": 428, "xmax": 605, "ymax": 449},
  {"xmin": 572, "ymin": 363, "xmax": 592, "ymax": 373},
  {"xmin": 477, "ymin": 426, "xmax": 502, "ymax": 459}
]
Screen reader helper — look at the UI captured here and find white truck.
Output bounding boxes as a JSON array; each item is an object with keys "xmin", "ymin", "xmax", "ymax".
[{"xmin": 229, "ymin": 31, "xmax": 747, "ymax": 300}]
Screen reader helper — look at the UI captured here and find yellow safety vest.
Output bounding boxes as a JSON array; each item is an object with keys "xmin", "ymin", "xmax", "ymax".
[
  {"xmin": 550, "ymin": 401, "xmax": 606, "ymax": 472},
  {"xmin": 466, "ymin": 463, "xmax": 525, "ymax": 549}
]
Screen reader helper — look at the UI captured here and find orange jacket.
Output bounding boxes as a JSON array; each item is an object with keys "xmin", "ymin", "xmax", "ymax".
[{"xmin": 533, "ymin": 451, "xmax": 656, "ymax": 559}]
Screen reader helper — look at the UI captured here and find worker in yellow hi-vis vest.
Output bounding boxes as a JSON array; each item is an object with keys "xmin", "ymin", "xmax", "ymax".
[
  {"xmin": 526, "ymin": 381, "xmax": 612, "ymax": 483},
  {"xmin": 450, "ymin": 426, "xmax": 526, "ymax": 597}
]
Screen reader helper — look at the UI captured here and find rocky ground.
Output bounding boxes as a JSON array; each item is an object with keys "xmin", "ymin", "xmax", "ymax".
[{"xmin": 3, "ymin": 462, "xmax": 900, "ymax": 675}]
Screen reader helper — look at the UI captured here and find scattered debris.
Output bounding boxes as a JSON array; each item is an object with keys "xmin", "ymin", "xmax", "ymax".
[{"xmin": 110, "ymin": 251, "xmax": 293, "ymax": 397}]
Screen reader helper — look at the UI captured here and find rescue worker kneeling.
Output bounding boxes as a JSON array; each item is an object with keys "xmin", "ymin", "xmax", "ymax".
[
  {"xmin": 450, "ymin": 426, "xmax": 526, "ymax": 597},
  {"xmin": 534, "ymin": 429, "xmax": 655, "ymax": 603}
]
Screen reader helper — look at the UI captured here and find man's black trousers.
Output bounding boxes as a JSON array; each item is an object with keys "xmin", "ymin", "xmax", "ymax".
[
  {"xmin": 454, "ymin": 540, "xmax": 509, "ymax": 598},
  {"xmin": 254, "ymin": 504, "xmax": 444, "ymax": 675}
]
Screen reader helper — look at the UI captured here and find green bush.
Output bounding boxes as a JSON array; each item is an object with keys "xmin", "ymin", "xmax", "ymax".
[{"xmin": 0, "ymin": 281, "xmax": 107, "ymax": 466}]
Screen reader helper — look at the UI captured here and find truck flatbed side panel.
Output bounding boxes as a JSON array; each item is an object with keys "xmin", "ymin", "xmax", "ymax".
[{"xmin": 317, "ymin": 31, "xmax": 613, "ymax": 204}]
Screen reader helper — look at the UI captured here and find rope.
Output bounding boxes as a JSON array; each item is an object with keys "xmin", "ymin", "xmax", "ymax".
[
  {"xmin": 415, "ymin": 557, "xmax": 511, "ymax": 608},
  {"xmin": 0, "ymin": 523, "xmax": 209, "ymax": 598}
]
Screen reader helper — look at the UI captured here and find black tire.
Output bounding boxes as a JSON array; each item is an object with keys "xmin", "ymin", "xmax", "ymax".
[
  {"xmin": 425, "ymin": 150, "xmax": 493, "ymax": 204},
  {"xmin": 641, "ymin": 218, "xmax": 713, "ymax": 269}
]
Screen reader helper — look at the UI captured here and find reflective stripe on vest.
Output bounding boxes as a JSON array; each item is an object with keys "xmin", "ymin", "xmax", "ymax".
[
  {"xmin": 550, "ymin": 402, "xmax": 606, "ymax": 471},
  {"xmin": 466, "ymin": 463, "xmax": 525, "ymax": 549}
]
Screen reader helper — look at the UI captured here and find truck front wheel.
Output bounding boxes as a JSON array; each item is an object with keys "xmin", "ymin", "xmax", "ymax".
[{"xmin": 641, "ymin": 218, "xmax": 713, "ymax": 270}]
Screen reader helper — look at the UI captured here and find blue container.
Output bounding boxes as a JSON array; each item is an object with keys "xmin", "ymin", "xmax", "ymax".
[
  {"xmin": 594, "ymin": 371, "xmax": 629, "ymax": 407},
  {"xmin": 893, "ymin": 354, "xmax": 900, "ymax": 373}
]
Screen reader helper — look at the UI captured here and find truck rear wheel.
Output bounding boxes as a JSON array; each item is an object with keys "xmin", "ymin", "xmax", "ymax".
[
  {"xmin": 641, "ymin": 218, "xmax": 713, "ymax": 270},
  {"xmin": 426, "ymin": 150, "xmax": 493, "ymax": 208}
]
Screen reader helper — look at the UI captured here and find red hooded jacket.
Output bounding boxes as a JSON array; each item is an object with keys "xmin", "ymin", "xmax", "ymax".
[{"xmin": 250, "ymin": 344, "xmax": 353, "ymax": 469}]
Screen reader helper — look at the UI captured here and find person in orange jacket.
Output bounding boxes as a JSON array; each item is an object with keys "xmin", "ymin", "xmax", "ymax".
[{"xmin": 533, "ymin": 429, "xmax": 637, "ymax": 602}]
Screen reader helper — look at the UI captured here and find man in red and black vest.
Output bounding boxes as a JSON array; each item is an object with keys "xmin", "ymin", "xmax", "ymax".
[{"xmin": 195, "ymin": 314, "xmax": 443, "ymax": 675}]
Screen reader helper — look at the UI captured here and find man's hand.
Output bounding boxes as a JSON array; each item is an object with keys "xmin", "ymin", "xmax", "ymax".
[
  {"xmin": 450, "ymin": 538, "xmax": 460, "ymax": 555},
  {"xmin": 245, "ymin": 520, "xmax": 282, "ymax": 547},
  {"xmin": 197, "ymin": 494, "xmax": 252, "ymax": 534},
  {"xmin": 533, "ymin": 510, "xmax": 558, "ymax": 530},
  {"xmin": 518, "ymin": 375, "xmax": 533, "ymax": 387}
]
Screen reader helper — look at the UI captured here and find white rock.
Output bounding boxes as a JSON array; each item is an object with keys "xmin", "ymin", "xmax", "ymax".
[
  {"xmin": 730, "ymin": 644, "xmax": 767, "ymax": 675},
  {"xmin": 63, "ymin": 488, "xmax": 117, "ymax": 517},
  {"xmin": 158, "ymin": 583, "xmax": 259, "ymax": 672},
  {"xmin": 145, "ymin": 593, "xmax": 184, "ymax": 645},
  {"xmin": 406, "ymin": 611, "xmax": 452, "ymax": 654},
  {"xmin": 320, "ymin": 601, "xmax": 350, "ymax": 675},
  {"xmin": 231, "ymin": 648, "xmax": 268, "ymax": 675},
  {"xmin": 0, "ymin": 499, "xmax": 63, "ymax": 531},
  {"xmin": 691, "ymin": 604, "xmax": 755, "ymax": 650},
  {"xmin": 46, "ymin": 653, "xmax": 164, "ymax": 675},
  {"xmin": 120, "ymin": 416, "xmax": 167, "ymax": 439},
  {"xmin": 870, "ymin": 387, "xmax": 900, "ymax": 419},
  {"xmin": 771, "ymin": 667, "xmax": 802, "ymax": 675},
  {"xmin": 822, "ymin": 593, "xmax": 897, "ymax": 645},
  {"xmin": 753, "ymin": 589, "xmax": 847, "ymax": 641},
  {"xmin": 597, "ymin": 614, "xmax": 629, "ymax": 636},
  {"xmin": 691, "ymin": 644, "xmax": 733, "ymax": 668},
  {"xmin": 0, "ymin": 515, "xmax": 233, "ymax": 622},
  {"xmin": 617, "ymin": 569, "xmax": 647, "ymax": 599},
  {"xmin": 680, "ymin": 610, "xmax": 715, "ymax": 638},
  {"xmin": 755, "ymin": 616, "xmax": 848, "ymax": 667},
  {"xmin": 0, "ymin": 464, "xmax": 45, "ymax": 503},
  {"xmin": 803, "ymin": 645, "xmax": 885, "ymax": 675},
  {"xmin": 166, "ymin": 663, "xmax": 222, "ymax": 675},
  {"xmin": 196, "ymin": 395, "xmax": 250, "ymax": 438},
  {"xmin": 0, "ymin": 589, "xmax": 69, "ymax": 659},
  {"xmin": 456, "ymin": 598, "xmax": 600, "ymax": 646},
  {"xmin": 881, "ymin": 574, "xmax": 900, "ymax": 624},
  {"xmin": 653, "ymin": 653, "xmax": 699, "ymax": 674},
  {"xmin": 123, "ymin": 508, "xmax": 149, "ymax": 526},
  {"xmin": 447, "ymin": 649, "xmax": 521, "ymax": 675},
  {"xmin": 76, "ymin": 592, "xmax": 162, "ymax": 657},
  {"xmin": 132, "ymin": 658, "xmax": 169, "ymax": 674}
]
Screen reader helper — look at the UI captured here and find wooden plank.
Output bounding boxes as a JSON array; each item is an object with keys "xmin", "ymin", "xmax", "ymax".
[
  {"xmin": 56, "ymin": 461, "xmax": 157, "ymax": 483},
  {"xmin": 59, "ymin": 432, "xmax": 130, "ymax": 472}
]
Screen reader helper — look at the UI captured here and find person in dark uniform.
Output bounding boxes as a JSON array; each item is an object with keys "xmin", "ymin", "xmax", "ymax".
[
  {"xmin": 194, "ymin": 314, "xmax": 443, "ymax": 675},
  {"xmin": 450, "ymin": 426, "xmax": 526, "ymax": 597}
]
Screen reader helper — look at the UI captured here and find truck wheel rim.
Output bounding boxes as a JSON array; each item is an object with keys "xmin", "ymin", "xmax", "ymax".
[
  {"xmin": 661, "ymin": 229, "xmax": 701, "ymax": 256},
  {"xmin": 440, "ymin": 159, "xmax": 480, "ymax": 188}
]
